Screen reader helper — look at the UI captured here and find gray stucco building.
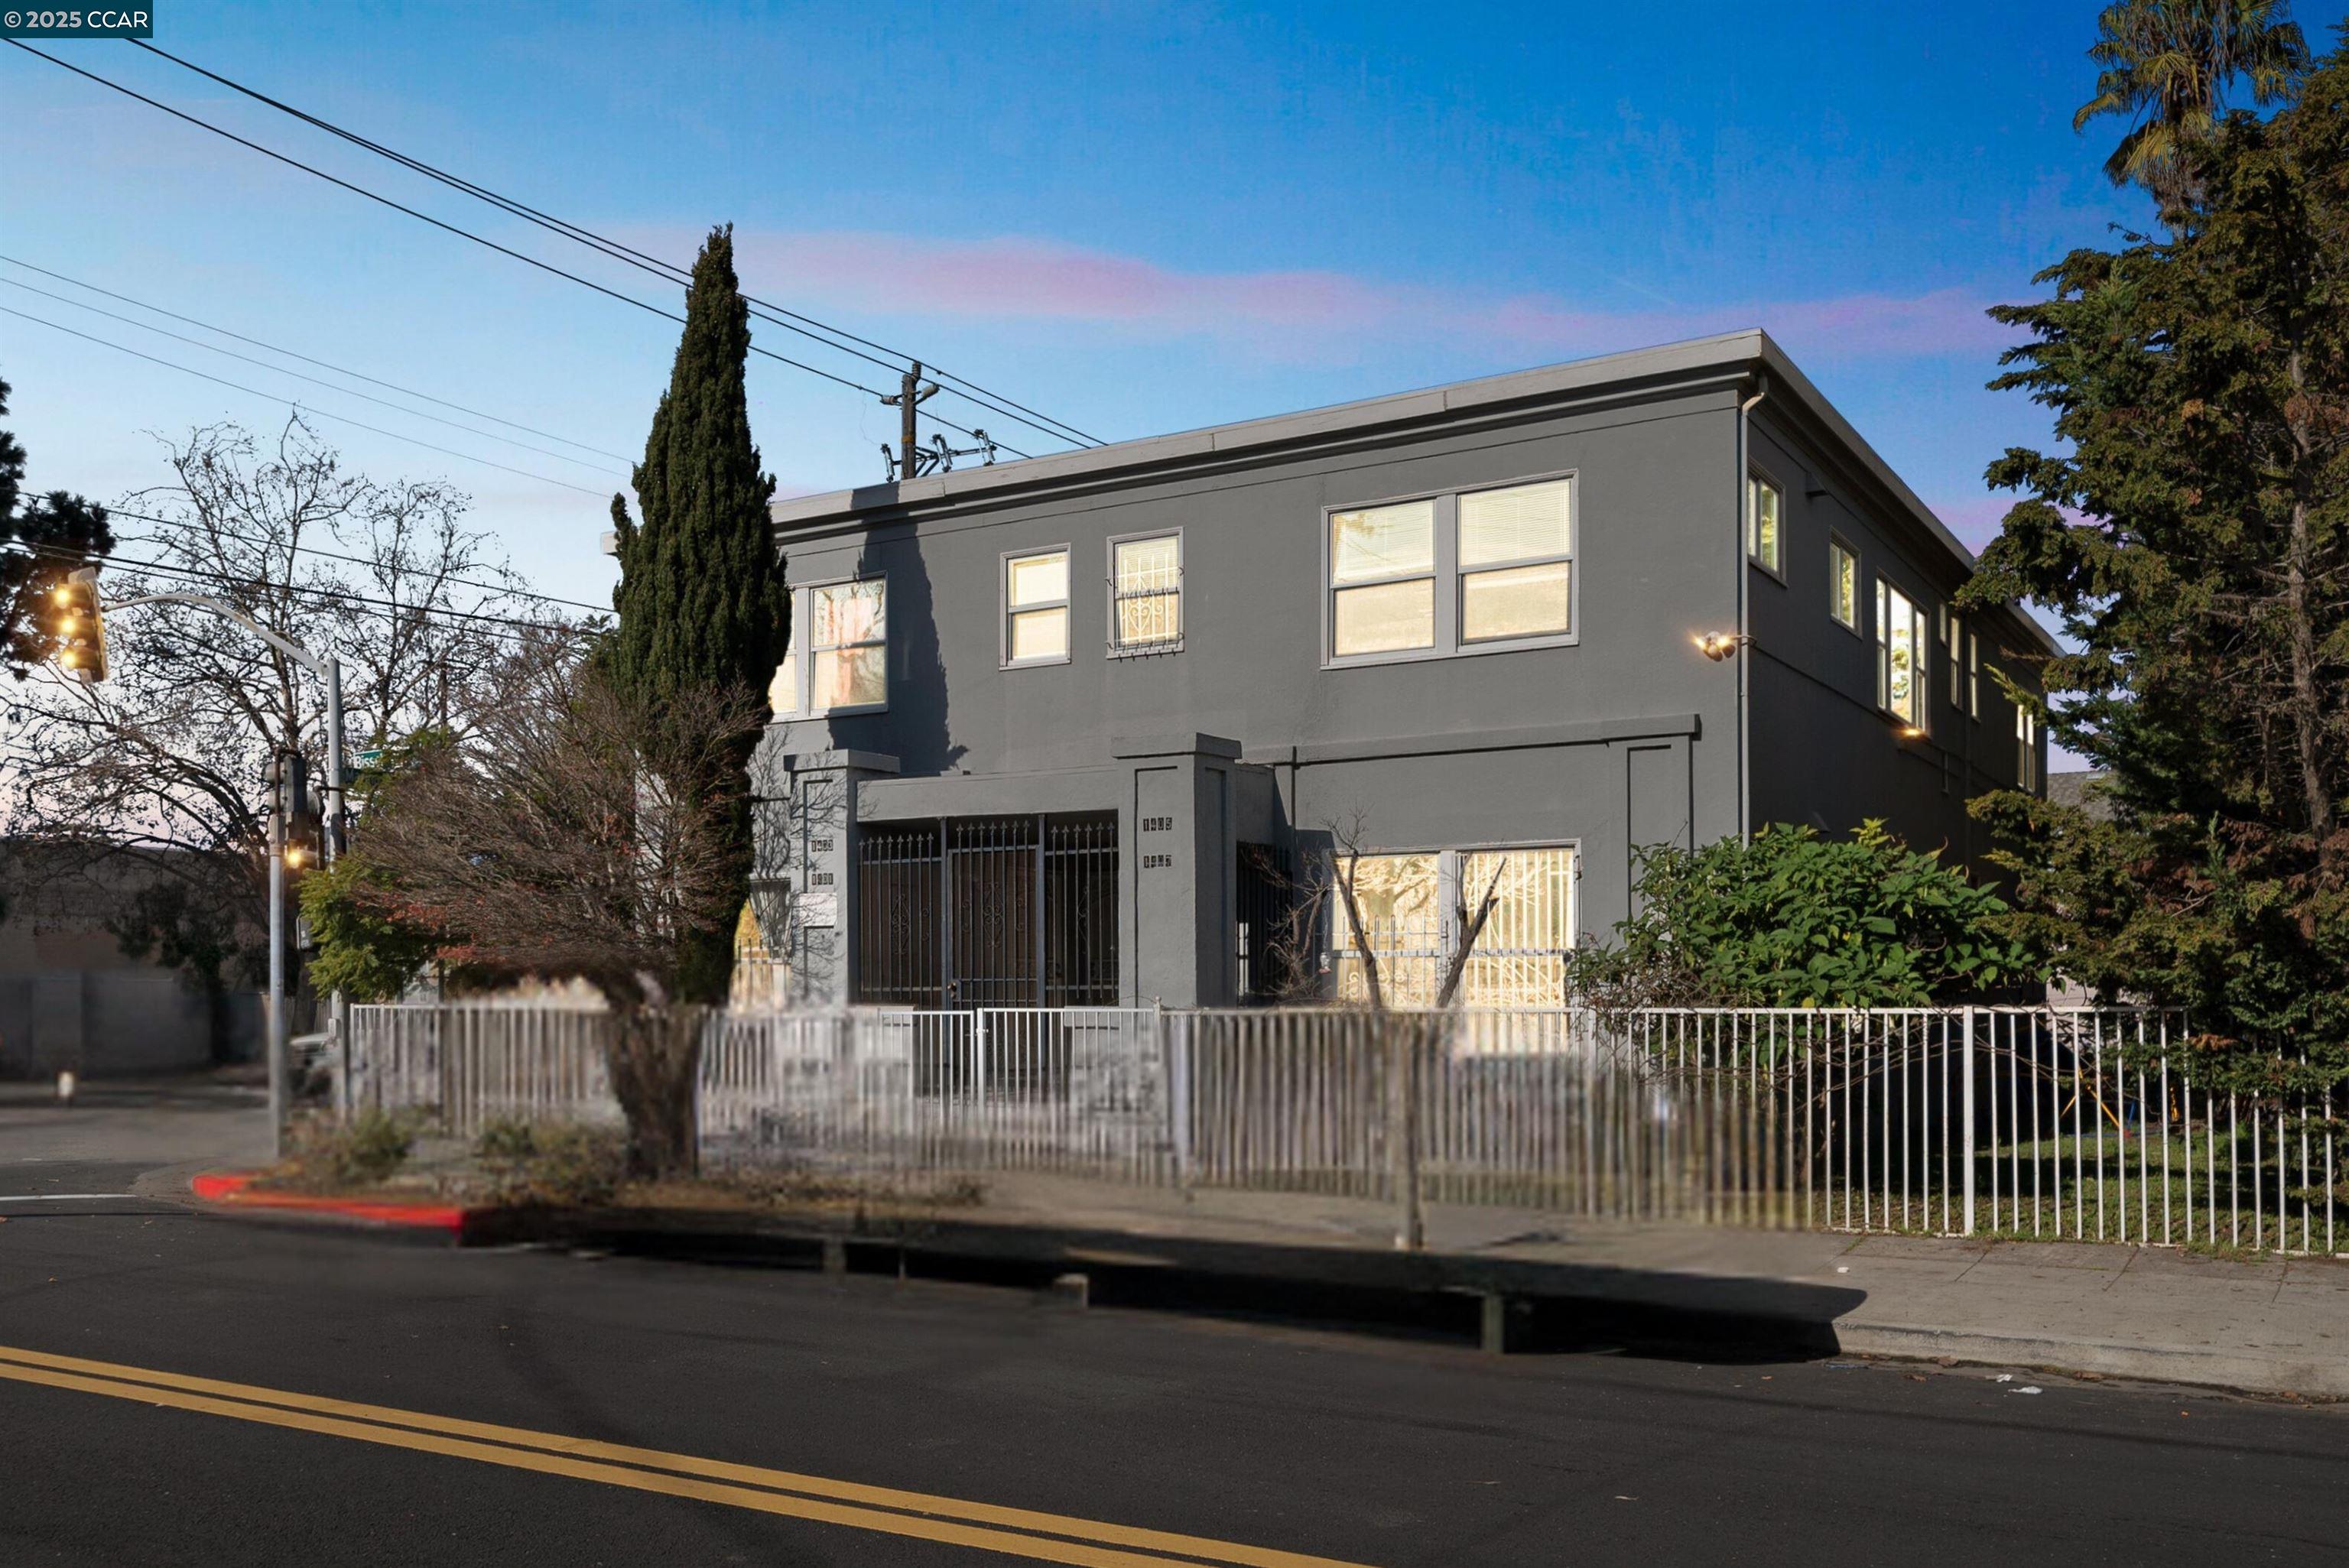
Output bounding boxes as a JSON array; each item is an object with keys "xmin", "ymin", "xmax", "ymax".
[{"xmin": 749, "ymin": 330, "xmax": 2052, "ymax": 1010}]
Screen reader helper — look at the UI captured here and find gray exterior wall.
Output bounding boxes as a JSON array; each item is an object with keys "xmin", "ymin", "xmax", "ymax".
[
  {"xmin": 752, "ymin": 331, "xmax": 2048, "ymax": 1008},
  {"xmin": 1742, "ymin": 396, "xmax": 2047, "ymax": 863}
]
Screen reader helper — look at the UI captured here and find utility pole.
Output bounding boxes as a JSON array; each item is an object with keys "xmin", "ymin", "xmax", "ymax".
[{"xmin": 880, "ymin": 362, "xmax": 938, "ymax": 482}]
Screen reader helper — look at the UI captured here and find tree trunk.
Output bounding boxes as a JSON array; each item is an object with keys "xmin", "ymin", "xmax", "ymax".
[
  {"xmin": 2282, "ymin": 347, "xmax": 2338, "ymax": 881},
  {"xmin": 606, "ymin": 1003, "xmax": 706, "ymax": 1180}
]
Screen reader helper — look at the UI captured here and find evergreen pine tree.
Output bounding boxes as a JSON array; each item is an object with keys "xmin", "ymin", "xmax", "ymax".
[{"xmin": 607, "ymin": 226, "xmax": 787, "ymax": 1004}]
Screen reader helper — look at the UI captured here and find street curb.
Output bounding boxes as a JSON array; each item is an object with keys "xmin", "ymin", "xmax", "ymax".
[
  {"xmin": 188, "ymin": 1171, "xmax": 478, "ymax": 1234},
  {"xmin": 184, "ymin": 1185, "xmax": 2344, "ymax": 1397},
  {"xmin": 1835, "ymin": 1320, "xmax": 2349, "ymax": 1401}
]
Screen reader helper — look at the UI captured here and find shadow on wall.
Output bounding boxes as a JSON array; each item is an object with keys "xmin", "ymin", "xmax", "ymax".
[{"xmin": 850, "ymin": 521, "xmax": 965, "ymax": 777}]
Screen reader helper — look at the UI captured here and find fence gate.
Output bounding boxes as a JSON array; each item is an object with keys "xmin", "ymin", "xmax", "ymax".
[{"xmin": 856, "ymin": 813, "xmax": 1118, "ymax": 1008}]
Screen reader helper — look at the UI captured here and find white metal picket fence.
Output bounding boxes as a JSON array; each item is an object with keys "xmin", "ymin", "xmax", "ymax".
[
  {"xmin": 343, "ymin": 1002, "xmax": 2344, "ymax": 1255},
  {"xmin": 346, "ymin": 1003, "xmax": 621, "ymax": 1137},
  {"xmin": 700, "ymin": 1008, "xmax": 1173, "ymax": 1180}
]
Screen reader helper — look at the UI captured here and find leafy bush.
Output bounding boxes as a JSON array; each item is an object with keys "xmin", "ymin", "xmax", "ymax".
[
  {"xmin": 1566, "ymin": 821, "xmax": 2042, "ymax": 1011},
  {"xmin": 473, "ymin": 1118, "xmax": 625, "ymax": 1208},
  {"xmin": 271, "ymin": 1108, "xmax": 428, "ymax": 1191}
]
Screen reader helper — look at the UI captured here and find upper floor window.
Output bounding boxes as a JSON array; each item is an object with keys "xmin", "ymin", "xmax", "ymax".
[
  {"xmin": 768, "ymin": 607, "xmax": 802, "ymax": 719},
  {"xmin": 1330, "ymin": 498, "xmax": 1437, "ymax": 656},
  {"xmin": 1828, "ymin": 534, "xmax": 1859, "ymax": 630},
  {"xmin": 1004, "ymin": 547, "xmax": 1071, "ymax": 667},
  {"xmin": 1326, "ymin": 476, "xmax": 1575, "ymax": 664},
  {"xmin": 1459, "ymin": 479, "xmax": 1573, "ymax": 643},
  {"xmin": 1110, "ymin": 532, "xmax": 1182, "ymax": 654},
  {"xmin": 1966, "ymin": 631, "xmax": 1980, "ymax": 718},
  {"xmin": 2017, "ymin": 704, "xmax": 2040, "ymax": 790},
  {"xmin": 810, "ymin": 579, "xmax": 887, "ymax": 713},
  {"xmin": 1747, "ymin": 475, "xmax": 1783, "ymax": 575},
  {"xmin": 1941, "ymin": 608, "xmax": 1966, "ymax": 708},
  {"xmin": 1876, "ymin": 578, "xmax": 1925, "ymax": 728}
]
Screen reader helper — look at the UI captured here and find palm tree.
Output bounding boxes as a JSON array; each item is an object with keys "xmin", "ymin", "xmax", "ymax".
[{"xmin": 2074, "ymin": 0, "xmax": 2309, "ymax": 202}]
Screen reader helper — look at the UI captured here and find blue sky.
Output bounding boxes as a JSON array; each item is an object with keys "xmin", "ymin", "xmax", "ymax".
[{"xmin": 7, "ymin": 0, "xmax": 2343, "ymax": 618}]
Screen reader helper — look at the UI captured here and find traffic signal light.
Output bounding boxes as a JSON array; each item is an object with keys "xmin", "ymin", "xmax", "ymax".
[{"xmin": 51, "ymin": 568, "xmax": 109, "ymax": 683}]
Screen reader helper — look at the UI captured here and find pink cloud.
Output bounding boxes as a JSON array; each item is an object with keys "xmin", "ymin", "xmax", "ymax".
[
  {"xmin": 685, "ymin": 229, "xmax": 2010, "ymax": 364},
  {"xmin": 1931, "ymin": 496, "xmax": 2103, "ymax": 553},
  {"xmin": 1933, "ymin": 494, "xmax": 2017, "ymax": 551}
]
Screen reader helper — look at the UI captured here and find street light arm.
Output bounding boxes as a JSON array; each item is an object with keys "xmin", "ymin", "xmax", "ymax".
[
  {"xmin": 101, "ymin": 591, "xmax": 331, "ymax": 677},
  {"xmin": 101, "ymin": 589, "xmax": 346, "ymax": 843}
]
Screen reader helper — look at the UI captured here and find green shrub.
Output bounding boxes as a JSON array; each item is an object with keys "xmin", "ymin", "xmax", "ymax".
[
  {"xmin": 473, "ymin": 1118, "xmax": 625, "ymax": 1208},
  {"xmin": 1567, "ymin": 820, "xmax": 2043, "ymax": 1011},
  {"xmin": 271, "ymin": 1108, "xmax": 428, "ymax": 1191}
]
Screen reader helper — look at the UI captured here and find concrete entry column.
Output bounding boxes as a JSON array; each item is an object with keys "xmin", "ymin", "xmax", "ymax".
[
  {"xmin": 751, "ymin": 744, "xmax": 900, "ymax": 1007},
  {"xmin": 1111, "ymin": 734, "xmax": 1251, "ymax": 1008}
]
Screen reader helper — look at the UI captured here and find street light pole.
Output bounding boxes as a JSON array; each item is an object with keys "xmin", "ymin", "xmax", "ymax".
[
  {"xmin": 323, "ymin": 654, "xmax": 345, "ymax": 862},
  {"xmin": 266, "ymin": 755, "xmax": 288, "ymax": 1164},
  {"xmin": 100, "ymin": 590, "xmax": 345, "ymax": 1157}
]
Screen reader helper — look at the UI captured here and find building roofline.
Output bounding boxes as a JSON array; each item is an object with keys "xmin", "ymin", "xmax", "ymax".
[{"xmin": 770, "ymin": 329, "xmax": 2059, "ymax": 657}]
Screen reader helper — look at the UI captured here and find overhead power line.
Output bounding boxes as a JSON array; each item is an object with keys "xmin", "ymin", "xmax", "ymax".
[
  {"xmin": 87, "ymin": 502, "xmax": 610, "ymax": 615},
  {"xmin": 4, "ymin": 41, "xmax": 1032, "ymax": 458},
  {"xmin": 0, "ymin": 252, "xmax": 631, "ymax": 464},
  {"xmin": 0, "ymin": 274, "xmax": 626, "ymax": 479},
  {"xmin": 24, "ymin": 489, "xmax": 609, "ymax": 615},
  {"xmin": 4, "ymin": 537, "xmax": 581, "ymax": 645},
  {"xmin": 1, "ymin": 305, "xmax": 612, "ymax": 498},
  {"xmin": 128, "ymin": 39, "xmax": 1106, "ymax": 452}
]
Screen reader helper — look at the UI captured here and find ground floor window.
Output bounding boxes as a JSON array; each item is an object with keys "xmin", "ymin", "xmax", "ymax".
[{"xmin": 1328, "ymin": 844, "xmax": 1576, "ymax": 1007}]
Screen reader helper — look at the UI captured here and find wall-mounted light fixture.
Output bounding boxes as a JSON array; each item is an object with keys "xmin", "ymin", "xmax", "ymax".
[{"xmin": 1694, "ymin": 631, "xmax": 1753, "ymax": 662}]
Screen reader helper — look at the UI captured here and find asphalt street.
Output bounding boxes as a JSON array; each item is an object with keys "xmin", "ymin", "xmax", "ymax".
[{"xmin": 3, "ymin": 1083, "xmax": 2347, "ymax": 1566}]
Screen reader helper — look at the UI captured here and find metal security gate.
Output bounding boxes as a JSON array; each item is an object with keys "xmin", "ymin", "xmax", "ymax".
[
  {"xmin": 856, "ymin": 814, "xmax": 1119, "ymax": 1010},
  {"xmin": 1236, "ymin": 842, "xmax": 1302, "ymax": 1001}
]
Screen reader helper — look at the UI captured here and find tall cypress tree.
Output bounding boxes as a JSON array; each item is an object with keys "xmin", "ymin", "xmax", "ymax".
[{"xmin": 607, "ymin": 226, "xmax": 787, "ymax": 1004}]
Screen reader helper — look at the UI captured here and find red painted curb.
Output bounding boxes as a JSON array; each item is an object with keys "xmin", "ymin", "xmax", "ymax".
[{"xmin": 189, "ymin": 1170, "xmax": 474, "ymax": 1232}]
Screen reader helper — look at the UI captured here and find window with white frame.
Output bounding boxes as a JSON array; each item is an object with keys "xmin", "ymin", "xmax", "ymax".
[
  {"xmin": 1966, "ymin": 631, "xmax": 1980, "ymax": 718},
  {"xmin": 1828, "ymin": 534, "xmax": 1859, "ymax": 629},
  {"xmin": 1110, "ymin": 533, "xmax": 1182, "ymax": 653},
  {"xmin": 1004, "ymin": 547, "xmax": 1071, "ymax": 665},
  {"xmin": 1326, "ymin": 477, "xmax": 1574, "ymax": 662},
  {"xmin": 807, "ymin": 579, "xmax": 887, "ymax": 713},
  {"xmin": 1748, "ymin": 475, "xmax": 1783, "ymax": 574},
  {"xmin": 1459, "ymin": 479, "xmax": 1573, "ymax": 643},
  {"xmin": 2017, "ymin": 704, "xmax": 2040, "ymax": 790},
  {"xmin": 1876, "ymin": 578, "xmax": 1926, "ymax": 727}
]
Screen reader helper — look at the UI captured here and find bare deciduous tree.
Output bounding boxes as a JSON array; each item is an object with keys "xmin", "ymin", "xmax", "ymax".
[
  {"xmin": 1, "ymin": 418, "xmax": 569, "ymax": 998},
  {"xmin": 1321, "ymin": 811, "xmax": 1506, "ymax": 1251},
  {"xmin": 351, "ymin": 643, "xmax": 762, "ymax": 1178}
]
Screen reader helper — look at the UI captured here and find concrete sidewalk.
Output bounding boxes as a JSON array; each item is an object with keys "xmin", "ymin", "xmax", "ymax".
[{"xmin": 950, "ymin": 1174, "xmax": 2349, "ymax": 1396}]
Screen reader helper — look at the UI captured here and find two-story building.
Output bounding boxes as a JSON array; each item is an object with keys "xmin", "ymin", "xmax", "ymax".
[{"xmin": 749, "ymin": 330, "xmax": 2051, "ymax": 1010}]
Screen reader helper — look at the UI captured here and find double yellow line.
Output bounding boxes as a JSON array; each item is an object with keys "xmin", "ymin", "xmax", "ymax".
[{"xmin": 0, "ymin": 1342, "xmax": 1373, "ymax": 1566}]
